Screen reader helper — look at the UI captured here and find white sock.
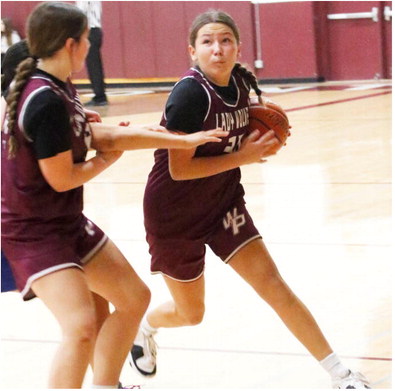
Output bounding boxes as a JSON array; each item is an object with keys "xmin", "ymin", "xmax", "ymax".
[
  {"xmin": 142, "ymin": 314, "xmax": 158, "ymax": 334},
  {"xmin": 320, "ymin": 352, "xmax": 350, "ymax": 379},
  {"xmin": 91, "ymin": 385, "xmax": 118, "ymax": 389}
]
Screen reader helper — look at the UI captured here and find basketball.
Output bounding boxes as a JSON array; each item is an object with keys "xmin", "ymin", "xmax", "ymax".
[{"xmin": 248, "ymin": 97, "xmax": 290, "ymax": 145}]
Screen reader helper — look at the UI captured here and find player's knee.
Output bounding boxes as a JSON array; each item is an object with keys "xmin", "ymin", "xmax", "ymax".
[
  {"xmin": 264, "ymin": 270, "xmax": 284, "ymax": 289},
  {"xmin": 180, "ymin": 306, "xmax": 205, "ymax": 326},
  {"xmin": 64, "ymin": 309, "xmax": 97, "ymax": 346},
  {"xmin": 135, "ymin": 283, "xmax": 151, "ymax": 315},
  {"xmin": 120, "ymin": 282, "xmax": 151, "ymax": 318}
]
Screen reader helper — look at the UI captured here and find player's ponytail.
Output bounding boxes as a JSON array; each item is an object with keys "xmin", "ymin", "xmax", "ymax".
[
  {"xmin": 234, "ymin": 63, "xmax": 263, "ymax": 104},
  {"xmin": 6, "ymin": 57, "xmax": 37, "ymax": 158}
]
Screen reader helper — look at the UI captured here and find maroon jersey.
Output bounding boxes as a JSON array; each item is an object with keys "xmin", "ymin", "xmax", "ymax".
[
  {"xmin": 144, "ymin": 67, "xmax": 250, "ymax": 240},
  {"xmin": 2, "ymin": 74, "xmax": 90, "ymax": 234},
  {"xmin": 1, "ymin": 74, "xmax": 104, "ymax": 300}
]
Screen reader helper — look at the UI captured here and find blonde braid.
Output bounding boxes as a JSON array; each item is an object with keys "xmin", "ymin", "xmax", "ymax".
[{"xmin": 6, "ymin": 57, "xmax": 37, "ymax": 158}]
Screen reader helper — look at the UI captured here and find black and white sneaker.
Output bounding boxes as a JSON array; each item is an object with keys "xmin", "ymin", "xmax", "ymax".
[
  {"xmin": 118, "ymin": 382, "xmax": 142, "ymax": 389},
  {"xmin": 128, "ymin": 327, "xmax": 157, "ymax": 377},
  {"xmin": 332, "ymin": 370, "xmax": 371, "ymax": 389}
]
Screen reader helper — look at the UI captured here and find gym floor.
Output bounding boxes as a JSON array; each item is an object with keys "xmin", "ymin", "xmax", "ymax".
[{"xmin": 0, "ymin": 80, "xmax": 391, "ymax": 389}]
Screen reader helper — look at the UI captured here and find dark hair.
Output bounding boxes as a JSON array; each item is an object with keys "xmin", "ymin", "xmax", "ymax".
[
  {"xmin": 189, "ymin": 10, "xmax": 263, "ymax": 103},
  {"xmin": 5, "ymin": 2, "xmax": 87, "ymax": 158},
  {"xmin": 189, "ymin": 9, "xmax": 240, "ymax": 47},
  {"xmin": 27, "ymin": 2, "xmax": 87, "ymax": 60},
  {"xmin": 1, "ymin": 39, "xmax": 30, "ymax": 95},
  {"xmin": 234, "ymin": 63, "xmax": 263, "ymax": 104}
]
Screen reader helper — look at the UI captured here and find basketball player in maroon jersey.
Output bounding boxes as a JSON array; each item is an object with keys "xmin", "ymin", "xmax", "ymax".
[
  {"xmin": 129, "ymin": 10, "xmax": 370, "ymax": 389},
  {"xmin": 1, "ymin": 3, "xmax": 226, "ymax": 388}
]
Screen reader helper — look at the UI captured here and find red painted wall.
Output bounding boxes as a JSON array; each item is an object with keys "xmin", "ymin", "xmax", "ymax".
[
  {"xmin": 1, "ymin": 1, "xmax": 254, "ymax": 80},
  {"xmin": 100, "ymin": 1, "xmax": 254, "ymax": 79},
  {"xmin": 383, "ymin": 1, "xmax": 392, "ymax": 78},
  {"xmin": 1, "ymin": 1, "xmax": 34, "ymax": 36},
  {"xmin": 254, "ymin": 1, "xmax": 319, "ymax": 80},
  {"xmin": 313, "ymin": 1, "xmax": 391, "ymax": 80}
]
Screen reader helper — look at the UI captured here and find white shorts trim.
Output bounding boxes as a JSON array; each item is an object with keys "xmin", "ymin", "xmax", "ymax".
[
  {"xmin": 81, "ymin": 234, "xmax": 108, "ymax": 265},
  {"xmin": 21, "ymin": 263, "xmax": 83, "ymax": 299},
  {"xmin": 20, "ymin": 235, "xmax": 108, "ymax": 300},
  {"xmin": 223, "ymin": 235, "xmax": 262, "ymax": 264},
  {"xmin": 151, "ymin": 267, "xmax": 205, "ymax": 283}
]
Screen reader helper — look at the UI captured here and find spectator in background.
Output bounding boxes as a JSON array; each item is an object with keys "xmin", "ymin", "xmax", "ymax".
[
  {"xmin": 1, "ymin": 17, "xmax": 21, "ymax": 63},
  {"xmin": 76, "ymin": 1, "xmax": 108, "ymax": 106}
]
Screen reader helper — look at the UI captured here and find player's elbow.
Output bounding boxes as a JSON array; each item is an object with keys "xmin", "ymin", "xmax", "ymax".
[
  {"xmin": 169, "ymin": 158, "xmax": 195, "ymax": 181},
  {"xmin": 47, "ymin": 176, "xmax": 77, "ymax": 192},
  {"xmin": 91, "ymin": 129, "xmax": 117, "ymax": 151},
  {"xmin": 91, "ymin": 136, "xmax": 116, "ymax": 152},
  {"xmin": 41, "ymin": 171, "xmax": 74, "ymax": 192},
  {"xmin": 169, "ymin": 166, "xmax": 185, "ymax": 181},
  {"xmin": 50, "ymin": 182, "xmax": 72, "ymax": 192}
]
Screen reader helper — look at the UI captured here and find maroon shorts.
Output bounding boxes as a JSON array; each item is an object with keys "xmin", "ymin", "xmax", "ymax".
[
  {"xmin": 2, "ymin": 214, "xmax": 107, "ymax": 300},
  {"xmin": 147, "ymin": 201, "xmax": 261, "ymax": 281}
]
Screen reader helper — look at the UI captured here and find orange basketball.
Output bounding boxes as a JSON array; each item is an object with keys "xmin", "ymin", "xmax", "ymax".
[{"xmin": 248, "ymin": 98, "xmax": 290, "ymax": 145}]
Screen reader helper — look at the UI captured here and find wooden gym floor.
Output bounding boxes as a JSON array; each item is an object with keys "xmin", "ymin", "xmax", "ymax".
[{"xmin": 0, "ymin": 80, "xmax": 392, "ymax": 389}]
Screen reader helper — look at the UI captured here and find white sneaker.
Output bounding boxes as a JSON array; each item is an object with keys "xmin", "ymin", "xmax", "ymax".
[
  {"xmin": 128, "ymin": 327, "xmax": 157, "ymax": 377},
  {"xmin": 332, "ymin": 370, "xmax": 371, "ymax": 389}
]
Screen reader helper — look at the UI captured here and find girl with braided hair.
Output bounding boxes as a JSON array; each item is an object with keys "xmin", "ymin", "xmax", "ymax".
[
  {"xmin": 1, "ymin": 3, "xmax": 227, "ymax": 388},
  {"xmin": 129, "ymin": 9, "xmax": 370, "ymax": 389}
]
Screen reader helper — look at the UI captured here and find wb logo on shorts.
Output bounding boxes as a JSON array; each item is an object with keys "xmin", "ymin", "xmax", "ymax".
[{"xmin": 223, "ymin": 207, "xmax": 246, "ymax": 235}]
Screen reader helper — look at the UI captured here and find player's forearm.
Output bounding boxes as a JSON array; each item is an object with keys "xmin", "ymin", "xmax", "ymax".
[
  {"xmin": 39, "ymin": 151, "xmax": 119, "ymax": 192},
  {"xmin": 67, "ymin": 154, "xmax": 119, "ymax": 188},
  {"xmin": 90, "ymin": 123, "xmax": 190, "ymax": 151}
]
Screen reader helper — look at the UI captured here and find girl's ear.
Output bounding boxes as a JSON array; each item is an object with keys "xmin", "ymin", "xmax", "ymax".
[
  {"xmin": 64, "ymin": 37, "xmax": 76, "ymax": 54},
  {"xmin": 188, "ymin": 45, "xmax": 197, "ymax": 62}
]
